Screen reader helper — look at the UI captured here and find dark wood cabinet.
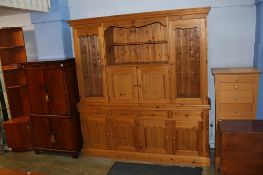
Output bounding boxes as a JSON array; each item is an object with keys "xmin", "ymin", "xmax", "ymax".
[
  {"xmin": 0, "ymin": 27, "xmax": 33, "ymax": 152},
  {"xmin": 24, "ymin": 59, "xmax": 82, "ymax": 158}
]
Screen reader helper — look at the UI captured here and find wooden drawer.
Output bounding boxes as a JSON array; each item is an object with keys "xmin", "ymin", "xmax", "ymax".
[
  {"xmin": 218, "ymin": 104, "xmax": 253, "ymax": 118},
  {"xmin": 140, "ymin": 111, "xmax": 169, "ymax": 118},
  {"xmin": 220, "ymin": 83, "xmax": 253, "ymax": 91},
  {"xmin": 171, "ymin": 111, "xmax": 202, "ymax": 121},
  {"xmin": 219, "ymin": 91, "xmax": 253, "ymax": 103},
  {"xmin": 110, "ymin": 109, "xmax": 137, "ymax": 117},
  {"xmin": 79, "ymin": 107, "xmax": 108, "ymax": 116},
  {"xmin": 217, "ymin": 74, "xmax": 254, "ymax": 83}
]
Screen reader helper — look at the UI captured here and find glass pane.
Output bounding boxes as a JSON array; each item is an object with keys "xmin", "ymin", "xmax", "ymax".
[
  {"xmin": 79, "ymin": 35, "xmax": 103, "ymax": 97},
  {"xmin": 176, "ymin": 27, "xmax": 200, "ymax": 98}
]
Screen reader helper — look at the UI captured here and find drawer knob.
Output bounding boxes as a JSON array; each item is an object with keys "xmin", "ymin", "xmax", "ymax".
[
  {"xmin": 235, "ymin": 78, "xmax": 239, "ymax": 82},
  {"xmin": 234, "ymin": 96, "xmax": 238, "ymax": 100},
  {"xmin": 235, "ymin": 85, "xmax": 238, "ymax": 89},
  {"xmin": 234, "ymin": 110, "xmax": 239, "ymax": 113}
]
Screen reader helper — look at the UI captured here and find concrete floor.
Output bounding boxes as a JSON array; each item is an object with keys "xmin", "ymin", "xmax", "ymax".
[{"xmin": 0, "ymin": 151, "xmax": 217, "ymax": 175}]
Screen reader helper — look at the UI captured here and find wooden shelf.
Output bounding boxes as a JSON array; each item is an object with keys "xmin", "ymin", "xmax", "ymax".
[
  {"xmin": 2, "ymin": 63, "xmax": 23, "ymax": 71},
  {"xmin": 107, "ymin": 41, "xmax": 168, "ymax": 47},
  {"xmin": 0, "ymin": 45, "xmax": 24, "ymax": 50},
  {"xmin": 6, "ymin": 84, "xmax": 27, "ymax": 89}
]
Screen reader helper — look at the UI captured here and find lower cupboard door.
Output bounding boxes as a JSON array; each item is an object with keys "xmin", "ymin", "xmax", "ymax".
[
  {"xmin": 50, "ymin": 118, "xmax": 74, "ymax": 150},
  {"xmin": 171, "ymin": 120, "xmax": 203, "ymax": 156},
  {"xmin": 30, "ymin": 117, "xmax": 53, "ymax": 149},
  {"xmin": 110, "ymin": 117, "xmax": 138, "ymax": 152},
  {"xmin": 140, "ymin": 119, "xmax": 170, "ymax": 154},
  {"xmin": 80, "ymin": 117, "xmax": 111, "ymax": 150}
]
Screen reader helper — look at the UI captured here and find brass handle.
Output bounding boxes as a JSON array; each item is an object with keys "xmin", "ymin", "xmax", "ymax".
[
  {"xmin": 234, "ymin": 96, "xmax": 238, "ymax": 100},
  {"xmin": 51, "ymin": 134, "xmax": 56, "ymax": 144},
  {"xmin": 235, "ymin": 85, "xmax": 238, "ymax": 89},
  {"xmin": 165, "ymin": 136, "xmax": 169, "ymax": 140},
  {"xmin": 235, "ymin": 78, "xmax": 239, "ymax": 82},
  {"xmin": 234, "ymin": 110, "xmax": 239, "ymax": 113},
  {"xmin": 45, "ymin": 93, "xmax": 50, "ymax": 101}
]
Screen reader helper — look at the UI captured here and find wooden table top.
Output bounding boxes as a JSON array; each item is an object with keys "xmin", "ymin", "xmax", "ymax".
[
  {"xmin": 0, "ymin": 168, "xmax": 45, "ymax": 175},
  {"xmin": 219, "ymin": 120, "xmax": 263, "ymax": 133}
]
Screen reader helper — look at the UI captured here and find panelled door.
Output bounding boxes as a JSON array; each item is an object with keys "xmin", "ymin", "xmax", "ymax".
[
  {"xmin": 80, "ymin": 116, "xmax": 111, "ymax": 150},
  {"xmin": 107, "ymin": 66, "xmax": 138, "ymax": 103},
  {"xmin": 45, "ymin": 68, "xmax": 68, "ymax": 115},
  {"xmin": 139, "ymin": 111, "xmax": 170, "ymax": 154},
  {"xmin": 74, "ymin": 27, "xmax": 107, "ymax": 102},
  {"xmin": 170, "ymin": 111, "xmax": 203, "ymax": 156},
  {"xmin": 110, "ymin": 111, "xmax": 138, "ymax": 152},
  {"xmin": 26, "ymin": 69, "xmax": 49, "ymax": 114},
  {"xmin": 138, "ymin": 65, "xmax": 170, "ymax": 103},
  {"xmin": 169, "ymin": 19, "xmax": 207, "ymax": 104}
]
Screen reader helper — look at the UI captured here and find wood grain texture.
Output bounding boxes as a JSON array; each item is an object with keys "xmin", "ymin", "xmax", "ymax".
[
  {"xmin": 70, "ymin": 7, "xmax": 210, "ymax": 166},
  {"xmin": 212, "ymin": 68, "xmax": 261, "ymax": 168},
  {"xmin": 219, "ymin": 120, "xmax": 263, "ymax": 175}
]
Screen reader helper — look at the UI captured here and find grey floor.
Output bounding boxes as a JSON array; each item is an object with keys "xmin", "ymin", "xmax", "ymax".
[{"xmin": 0, "ymin": 150, "xmax": 217, "ymax": 175}]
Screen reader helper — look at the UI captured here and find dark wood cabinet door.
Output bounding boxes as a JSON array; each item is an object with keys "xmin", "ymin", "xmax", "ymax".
[
  {"xmin": 30, "ymin": 117, "xmax": 53, "ymax": 149},
  {"xmin": 45, "ymin": 68, "xmax": 68, "ymax": 115},
  {"xmin": 26, "ymin": 69, "xmax": 49, "ymax": 114},
  {"xmin": 51, "ymin": 118, "xmax": 74, "ymax": 150}
]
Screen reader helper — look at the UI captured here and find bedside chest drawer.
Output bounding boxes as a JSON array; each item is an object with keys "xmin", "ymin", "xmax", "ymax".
[
  {"xmin": 220, "ymin": 83, "xmax": 253, "ymax": 91},
  {"xmin": 219, "ymin": 104, "xmax": 253, "ymax": 117},
  {"xmin": 219, "ymin": 91, "xmax": 253, "ymax": 103},
  {"xmin": 217, "ymin": 74, "xmax": 253, "ymax": 83}
]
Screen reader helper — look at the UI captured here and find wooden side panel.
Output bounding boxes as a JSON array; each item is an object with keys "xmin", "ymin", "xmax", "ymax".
[
  {"xmin": 107, "ymin": 66, "xmax": 138, "ymax": 103},
  {"xmin": 138, "ymin": 65, "xmax": 170, "ymax": 103}
]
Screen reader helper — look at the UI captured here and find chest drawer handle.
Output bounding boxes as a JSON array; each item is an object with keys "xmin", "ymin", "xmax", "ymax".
[
  {"xmin": 235, "ymin": 85, "xmax": 238, "ymax": 89},
  {"xmin": 234, "ymin": 96, "xmax": 238, "ymax": 100},
  {"xmin": 234, "ymin": 110, "xmax": 239, "ymax": 113}
]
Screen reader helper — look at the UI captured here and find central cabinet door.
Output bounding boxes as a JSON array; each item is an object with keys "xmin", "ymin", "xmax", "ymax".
[
  {"xmin": 110, "ymin": 115, "xmax": 138, "ymax": 152},
  {"xmin": 139, "ymin": 111, "xmax": 170, "ymax": 154},
  {"xmin": 138, "ymin": 65, "xmax": 170, "ymax": 103},
  {"xmin": 107, "ymin": 66, "xmax": 138, "ymax": 103}
]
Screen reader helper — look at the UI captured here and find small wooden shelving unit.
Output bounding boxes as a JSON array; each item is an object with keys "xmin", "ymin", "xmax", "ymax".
[{"xmin": 0, "ymin": 27, "xmax": 33, "ymax": 152}]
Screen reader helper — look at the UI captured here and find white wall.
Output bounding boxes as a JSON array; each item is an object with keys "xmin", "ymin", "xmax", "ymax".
[
  {"xmin": 0, "ymin": 13, "xmax": 38, "ymax": 60},
  {"xmin": 68, "ymin": 0, "xmax": 256, "ymax": 147}
]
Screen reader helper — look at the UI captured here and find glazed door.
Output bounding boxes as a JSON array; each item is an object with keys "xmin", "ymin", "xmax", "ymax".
[
  {"xmin": 45, "ymin": 68, "xmax": 68, "ymax": 115},
  {"xmin": 170, "ymin": 112, "xmax": 203, "ymax": 156},
  {"xmin": 30, "ymin": 117, "xmax": 53, "ymax": 149},
  {"xmin": 139, "ymin": 111, "xmax": 170, "ymax": 154},
  {"xmin": 110, "ymin": 117, "xmax": 138, "ymax": 152},
  {"xmin": 80, "ymin": 116, "xmax": 111, "ymax": 149},
  {"xmin": 138, "ymin": 65, "xmax": 170, "ymax": 103},
  {"xmin": 169, "ymin": 19, "xmax": 207, "ymax": 104},
  {"xmin": 26, "ymin": 69, "xmax": 49, "ymax": 114},
  {"xmin": 107, "ymin": 66, "xmax": 138, "ymax": 103},
  {"xmin": 74, "ymin": 27, "xmax": 107, "ymax": 102}
]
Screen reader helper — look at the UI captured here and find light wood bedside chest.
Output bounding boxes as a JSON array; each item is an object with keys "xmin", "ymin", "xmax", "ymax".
[{"xmin": 211, "ymin": 67, "xmax": 261, "ymax": 168}]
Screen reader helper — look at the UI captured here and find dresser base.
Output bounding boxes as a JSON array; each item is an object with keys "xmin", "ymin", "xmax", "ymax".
[{"xmin": 83, "ymin": 148, "xmax": 210, "ymax": 167}]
